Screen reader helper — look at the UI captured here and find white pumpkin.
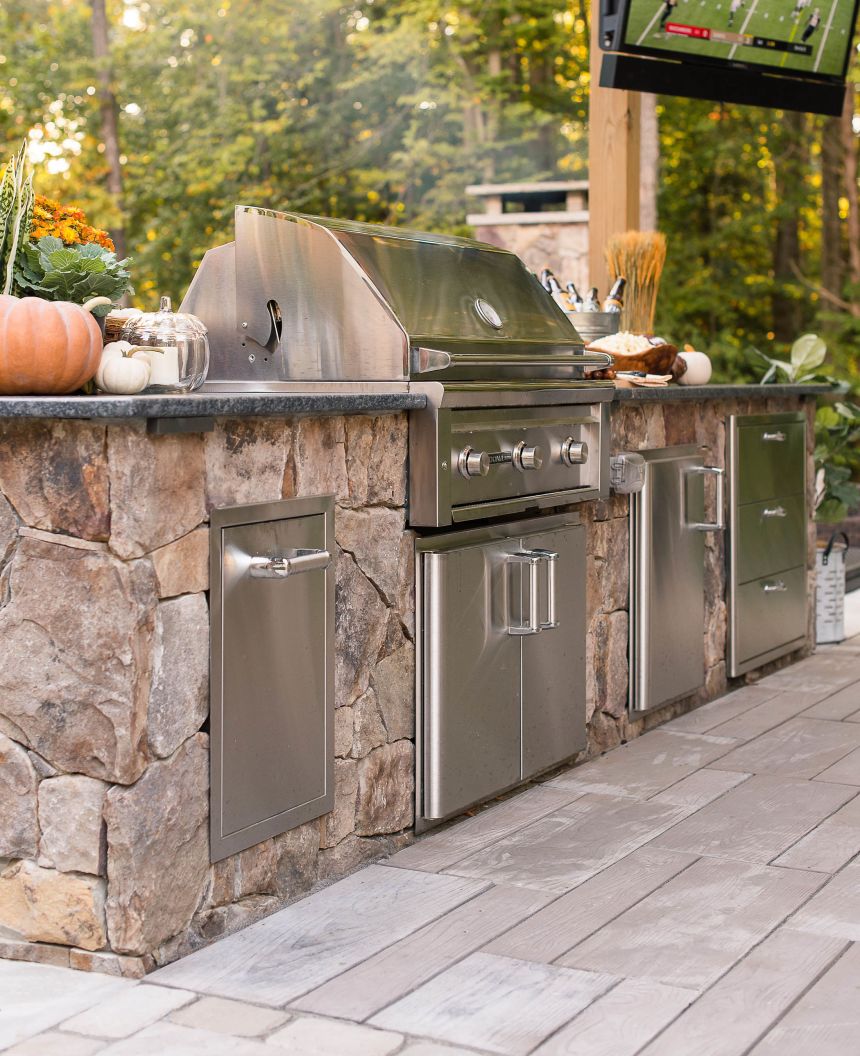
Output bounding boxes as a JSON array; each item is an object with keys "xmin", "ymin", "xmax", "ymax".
[{"xmin": 95, "ymin": 342, "xmax": 151, "ymax": 395}]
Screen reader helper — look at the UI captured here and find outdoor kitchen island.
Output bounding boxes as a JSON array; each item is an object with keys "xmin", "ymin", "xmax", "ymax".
[{"xmin": 0, "ymin": 382, "xmax": 821, "ymax": 978}]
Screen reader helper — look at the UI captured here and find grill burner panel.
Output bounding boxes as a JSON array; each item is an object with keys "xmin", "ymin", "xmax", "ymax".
[{"xmin": 409, "ymin": 385, "xmax": 612, "ymax": 527}]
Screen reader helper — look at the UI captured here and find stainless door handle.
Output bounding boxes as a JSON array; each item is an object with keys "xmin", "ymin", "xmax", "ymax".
[
  {"xmin": 762, "ymin": 506, "xmax": 787, "ymax": 518},
  {"xmin": 762, "ymin": 580, "xmax": 788, "ymax": 593},
  {"xmin": 526, "ymin": 549, "xmax": 560, "ymax": 629},
  {"xmin": 507, "ymin": 552, "xmax": 541, "ymax": 636},
  {"xmin": 762, "ymin": 431, "xmax": 786, "ymax": 442},
  {"xmin": 687, "ymin": 466, "xmax": 725, "ymax": 532},
  {"xmin": 249, "ymin": 548, "xmax": 331, "ymax": 578}
]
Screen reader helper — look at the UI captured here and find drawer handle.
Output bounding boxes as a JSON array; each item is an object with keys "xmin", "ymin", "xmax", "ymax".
[
  {"xmin": 762, "ymin": 580, "xmax": 788, "ymax": 593},
  {"xmin": 762, "ymin": 431, "xmax": 786, "ymax": 442},
  {"xmin": 249, "ymin": 549, "xmax": 331, "ymax": 578},
  {"xmin": 762, "ymin": 506, "xmax": 787, "ymax": 518}
]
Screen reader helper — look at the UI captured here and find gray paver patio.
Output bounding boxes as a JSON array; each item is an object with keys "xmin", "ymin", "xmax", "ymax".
[{"xmin": 3, "ymin": 631, "xmax": 860, "ymax": 1056}]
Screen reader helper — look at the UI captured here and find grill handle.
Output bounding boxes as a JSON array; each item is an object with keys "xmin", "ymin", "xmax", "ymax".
[{"xmin": 412, "ymin": 347, "xmax": 613, "ymax": 373}]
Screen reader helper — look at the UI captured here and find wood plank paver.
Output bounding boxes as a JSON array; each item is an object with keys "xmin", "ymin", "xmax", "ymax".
[
  {"xmin": 788, "ymin": 861, "xmax": 860, "ymax": 940},
  {"xmin": 385, "ymin": 786, "xmax": 582, "ymax": 874},
  {"xmin": 802, "ymin": 680, "xmax": 860, "ymax": 720},
  {"xmin": 650, "ymin": 774, "xmax": 855, "ymax": 864},
  {"xmin": 290, "ymin": 883, "xmax": 554, "ymax": 1021},
  {"xmin": 703, "ymin": 691, "xmax": 825, "ymax": 742},
  {"xmin": 711, "ymin": 717, "xmax": 860, "ymax": 778},
  {"xmin": 544, "ymin": 731, "xmax": 737, "ymax": 800},
  {"xmin": 148, "ymin": 866, "xmax": 489, "ymax": 1006},
  {"xmin": 748, "ymin": 942, "xmax": 860, "ymax": 1056},
  {"xmin": 813, "ymin": 745, "xmax": 860, "ymax": 786},
  {"xmin": 559, "ymin": 858, "xmax": 825, "ymax": 990},
  {"xmin": 446, "ymin": 794, "xmax": 691, "ymax": 894},
  {"xmin": 483, "ymin": 847, "xmax": 696, "ymax": 963},
  {"xmin": 773, "ymin": 792, "xmax": 860, "ymax": 872},
  {"xmin": 369, "ymin": 952, "xmax": 615, "ymax": 1055},
  {"xmin": 532, "ymin": 978, "xmax": 694, "ymax": 1055},
  {"xmin": 665, "ymin": 686, "xmax": 779, "ymax": 734},
  {"xmin": 636, "ymin": 928, "xmax": 846, "ymax": 1056}
]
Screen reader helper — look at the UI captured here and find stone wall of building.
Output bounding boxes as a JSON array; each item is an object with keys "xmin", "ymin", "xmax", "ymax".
[
  {"xmin": 0, "ymin": 413, "xmax": 414, "ymax": 977},
  {"xmin": 473, "ymin": 220, "xmax": 590, "ymax": 292}
]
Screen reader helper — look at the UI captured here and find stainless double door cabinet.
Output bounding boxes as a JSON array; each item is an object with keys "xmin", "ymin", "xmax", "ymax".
[
  {"xmin": 630, "ymin": 445, "xmax": 724, "ymax": 713},
  {"xmin": 416, "ymin": 515, "xmax": 585, "ymax": 826}
]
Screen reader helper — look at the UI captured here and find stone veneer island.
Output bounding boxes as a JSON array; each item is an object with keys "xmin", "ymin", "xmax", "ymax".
[{"xmin": 0, "ymin": 386, "xmax": 819, "ymax": 976}]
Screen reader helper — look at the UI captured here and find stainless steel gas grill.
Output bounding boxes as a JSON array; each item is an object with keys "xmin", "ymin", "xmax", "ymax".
[{"xmin": 184, "ymin": 206, "xmax": 614, "ymax": 829}]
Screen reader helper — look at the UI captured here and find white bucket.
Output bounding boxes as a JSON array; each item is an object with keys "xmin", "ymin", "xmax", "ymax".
[{"xmin": 816, "ymin": 533, "xmax": 850, "ymax": 645}]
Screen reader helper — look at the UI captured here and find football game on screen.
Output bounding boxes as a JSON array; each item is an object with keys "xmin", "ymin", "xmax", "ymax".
[{"xmin": 623, "ymin": 0, "xmax": 856, "ymax": 77}]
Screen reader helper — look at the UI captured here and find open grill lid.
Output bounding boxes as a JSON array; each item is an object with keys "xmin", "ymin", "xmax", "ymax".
[{"xmin": 181, "ymin": 206, "xmax": 595, "ymax": 384}]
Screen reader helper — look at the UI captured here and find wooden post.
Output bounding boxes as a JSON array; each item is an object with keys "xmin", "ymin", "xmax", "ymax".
[{"xmin": 588, "ymin": 15, "xmax": 641, "ymax": 297}]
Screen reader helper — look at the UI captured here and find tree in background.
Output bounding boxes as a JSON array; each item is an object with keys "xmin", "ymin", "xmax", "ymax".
[{"xmin": 0, "ymin": 0, "xmax": 590, "ymax": 304}]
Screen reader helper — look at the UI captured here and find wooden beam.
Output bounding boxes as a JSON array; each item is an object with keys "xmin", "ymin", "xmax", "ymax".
[{"xmin": 588, "ymin": 17, "xmax": 641, "ymax": 298}]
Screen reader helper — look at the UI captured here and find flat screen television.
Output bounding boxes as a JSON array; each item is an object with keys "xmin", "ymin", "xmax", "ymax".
[{"xmin": 599, "ymin": 0, "xmax": 859, "ymax": 114}]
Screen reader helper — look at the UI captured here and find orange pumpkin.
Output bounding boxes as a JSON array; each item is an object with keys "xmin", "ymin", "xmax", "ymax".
[{"xmin": 0, "ymin": 295, "xmax": 105, "ymax": 395}]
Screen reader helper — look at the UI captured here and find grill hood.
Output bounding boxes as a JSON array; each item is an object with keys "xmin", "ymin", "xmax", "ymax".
[{"xmin": 181, "ymin": 206, "xmax": 596, "ymax": 384}]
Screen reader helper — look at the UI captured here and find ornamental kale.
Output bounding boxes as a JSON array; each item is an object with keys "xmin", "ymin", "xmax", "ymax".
[{"xmin": 15, "ymin": 235, "xmax": 133, "ymax": 317}]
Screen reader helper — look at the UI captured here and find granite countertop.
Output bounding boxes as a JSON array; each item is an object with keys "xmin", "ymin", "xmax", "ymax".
[
  {"xmin": 0, "ymin": 390, "xmax": 427, "ymax": 420},
  {"xmin": 611, "ymin": 383, "xmax": 830, "ymax": 402},
  {"xmin": 0, "ymin": 382, "xmax": 827, "ymax": 420}
]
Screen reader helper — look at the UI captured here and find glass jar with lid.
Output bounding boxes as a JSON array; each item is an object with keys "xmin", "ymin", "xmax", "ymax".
[{"xmin": 120, "ymin": 296, "xmax": 209, "ymax": 392}]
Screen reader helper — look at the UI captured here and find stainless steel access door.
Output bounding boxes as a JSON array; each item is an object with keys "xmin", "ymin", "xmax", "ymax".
[
  {"xmin": 630, "ymin": 446, "xmax": 724, "ymax": 713},
  {"xmin": 210, "ymin": 496, "xmax": 334, "ymax": 861},
  {"xmin": 521, "ymin": 524, "xmax": 586, "ymax": 778},
  {"xmin": 418, "ymin": 515, "xmax": 585, "ymax": 825}
]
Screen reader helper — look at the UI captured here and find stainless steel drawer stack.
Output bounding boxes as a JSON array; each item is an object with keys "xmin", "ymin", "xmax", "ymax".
[{"xmin": 728, "ymin": 413, "xmax": 808, "ymax": 677}]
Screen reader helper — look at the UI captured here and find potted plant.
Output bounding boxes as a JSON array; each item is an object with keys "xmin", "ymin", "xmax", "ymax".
[{"xmin": 0, "ymin": 141, "xmax": 134, "ymax": 395}]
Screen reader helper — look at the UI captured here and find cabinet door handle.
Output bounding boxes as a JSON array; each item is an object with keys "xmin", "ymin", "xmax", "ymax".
[
  {"xmin": 688, "ymin": 466, "xmax": 725, "ymax": 532},
  {"xmin": 507, "ymin": 552, "xmax": 542, "ymax": 636},
  {"xmin": 526, "ymin": 549, "xmax": 560, "ymax": 629},
  {"xmin": 762, "ymin": 506, "xmax": 787, "ymax": 518},
  {"xmin": 249, "ymin": 549, "xmax": 331, "ymax": 578},
  {"xmin": 762, "ymin": 431, "xmax": 786, "ymax": 442},
  {"xmin": 762, "ymin": 580, "xmax": 788, "ymax": 593}
]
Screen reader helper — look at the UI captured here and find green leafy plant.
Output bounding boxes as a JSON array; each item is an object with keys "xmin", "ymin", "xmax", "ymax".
[
  {"xmin": 814, "ymin": 401, "xmax": 860, "ymax": 524},
  {"xmin": 751, "ymin": 333, "xmax": 829, "ymax": 384},
  {"xmin": 15, "ymin": 236, "xmax": 133, "ymax": 317},
  {"xmin": 0, "ymin": 141, "xmax": 34, "ymax": 297},
  {"xmin": 754, "ymin": 332, "xmax": 860, "ymax": 524}
]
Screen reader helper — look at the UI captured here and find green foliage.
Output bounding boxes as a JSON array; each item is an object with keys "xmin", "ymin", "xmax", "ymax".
[
  {"xmin": 814, "ymin": 400, "xmax": 860, "ymax": 524},
  {"xmin": 0, "ymin": 0, "xmax": 590, "ymax": 305},
  {"xmin": 0, "ymin": 141, "xmax": 34, "ymax": 296},
  {"xmin": 751, "ymin": 333, "xmax": 828, "ymax": 384},
  {"xmin": 15, "ymin": 235, "xmax": 133, "ymax": 315}
]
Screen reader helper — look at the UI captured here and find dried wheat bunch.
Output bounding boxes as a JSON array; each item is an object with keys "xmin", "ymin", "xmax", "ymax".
[{"xmin": 605, "ymin": 230, "xmax": 667, "ymax": 334}]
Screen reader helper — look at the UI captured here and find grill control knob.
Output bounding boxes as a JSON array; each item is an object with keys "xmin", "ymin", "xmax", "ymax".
[
  {"xmin": 513, "ymin": 442, "xmax": 544, "ymax": 472},
  {"xmin": 561, "ymin": 438, "xmax": 588, "ymax": 466},
  {"xmin": 458, "ymin": 447, "xmax": 490, "ymax": 478}
]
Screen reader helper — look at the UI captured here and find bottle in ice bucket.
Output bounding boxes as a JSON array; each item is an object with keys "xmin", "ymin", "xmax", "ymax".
[
  {"xmin": 582, "ymin": 287, "xmax": 601, "ymax": 312},
  {"xmin": 121, "ymin": 296, "xmax": 210, "ymax": 393},
  {"xmin": 566, "ymin": 281, "xmax": 584, "ymax": 311},
  {"xmin": 603, "ymin": 277, "xmax": 626, "ymax": 313}
]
